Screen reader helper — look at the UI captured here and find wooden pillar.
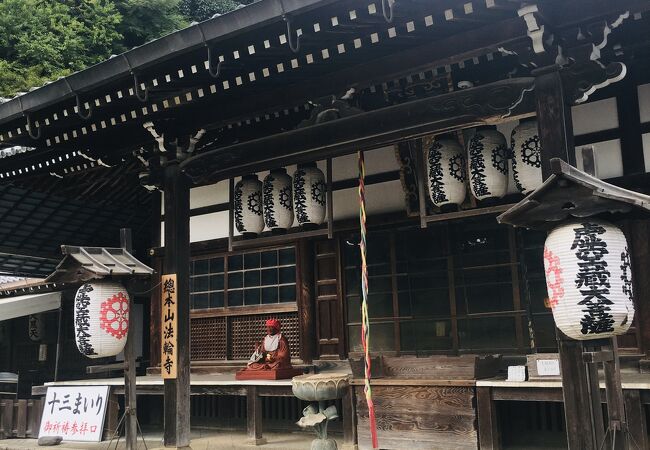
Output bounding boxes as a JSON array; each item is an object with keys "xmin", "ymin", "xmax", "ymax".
[
  {"xmin": 534, "ymin": 67, "xmax": 576, "ymax": 178},
  {"xmin": 535, "ymin": 67, "xmax": 604, "ymax": 449},
  {"xmin": 602, "ymin": 339, "xmax": 627, "ymax": 449},
  {"xmin": 1, "ymin": 399, "xmax": 13, "ymax": 439},
  {"xmin": 297, "ymin": 239, "xmax": 315, "ymax": 363},
  {"xmin": 617, "ymin": 74, "xmax": 645, "ymax": 176},
  {"xmin": 246, "ymin": 386, "xmax": 265, "ymax": 445},
  {"xmin": 121, "ymin": 228, "xmax": 138, "ymax": 450},
  {"xmin": 162, "ymin": 162, "xmax": 191, "ymax": 448},
  {"xmin": 150, "ymin": 190, "xmax": 162, "ymax": 369},
  {"xmin": 53, "ymin": 305, "xmax": 63, "ymax": 381},
  {"xmin": 476, "ymin": 387, "xmax": 500, "ymax": 450},
  {"xmin": 628, "ymin": 220, "xmax": 650, "ymax": 355},
  {"xmin": 557, "ymin": 334, "xmax": 604, "ymax": 449},
  {"xmin": 623, "ymin": 390, "xmax": 648, "ymax": 450},
  {"xmin": 342, "ymin": 386, "xmax": 358, "ymax": 450}
]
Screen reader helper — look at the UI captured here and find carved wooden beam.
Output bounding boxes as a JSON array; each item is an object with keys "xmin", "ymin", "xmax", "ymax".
[
  {"xmin": 181, "ymin": 77, "xmax": 536, "ymax": 184},
  {"xmin": 502, "ymin": 3, "xmax": 633, "ymax": 104}
]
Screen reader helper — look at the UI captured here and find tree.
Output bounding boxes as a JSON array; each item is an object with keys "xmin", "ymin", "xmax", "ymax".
[
  {"xmin": 0, "ymin": 0, "xmax": 121, "ymax": 97},
  {"xmin": 112, "ymin": 0, "xmax": 187, "ymax": 52},
  {"xmin": 0, "ymin": 0, "xmax": 258, "ymax": 97}
]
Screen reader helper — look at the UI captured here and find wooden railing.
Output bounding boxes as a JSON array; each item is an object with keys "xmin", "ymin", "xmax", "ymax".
[{"xmin": 0, "ymin": 398, "xmax": 43, "ymax": 439}]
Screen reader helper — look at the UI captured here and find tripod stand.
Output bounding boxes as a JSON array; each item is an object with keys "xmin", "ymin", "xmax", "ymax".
[{"xmin": 105, "ymin": 406, "xmax": 148, "ymax": 450}]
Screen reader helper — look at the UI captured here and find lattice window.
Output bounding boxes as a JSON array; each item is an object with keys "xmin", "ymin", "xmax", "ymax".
[
  {"xmin": 230, "ymin": 312, "xmax": 300, "ymax": 360},
  {"xmin": 190, "ymin": 316, "xmax": 227, "ymax": 360},
  {"xmin": 190, "ymin": 246, "xmax": 297, "ymax": 310}
]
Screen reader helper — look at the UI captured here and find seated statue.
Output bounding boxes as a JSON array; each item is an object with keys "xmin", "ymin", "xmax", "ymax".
[{"xmin": 235, "ymin": 318, "xmax": 303, "ymax": 380}]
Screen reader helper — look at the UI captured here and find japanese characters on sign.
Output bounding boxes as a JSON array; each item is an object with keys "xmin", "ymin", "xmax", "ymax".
[
  {"xmin": 39, "ymin": 386, "xmax": 109, "ymax": 442},
  {"xmin": 161, "ymin": 274, "xmax": 178, "ymax": 379},
  {"xmin": 28, "ymin": 314, "xmax": 42, "ymax": 341}
]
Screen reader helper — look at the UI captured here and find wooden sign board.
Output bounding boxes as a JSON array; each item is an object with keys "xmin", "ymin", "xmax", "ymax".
[
  {"xmin": 161, "ymin": 274, "xmax": 178, "ymax": 379},
  {"xmin": 39, "ymin": 386, "xmax": 109, "ymax": 442}
]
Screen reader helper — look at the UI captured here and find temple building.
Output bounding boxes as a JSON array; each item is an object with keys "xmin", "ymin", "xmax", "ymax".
[{"xmin": 1, "ymin": 0, "xmax": 650, "ymax": 448}]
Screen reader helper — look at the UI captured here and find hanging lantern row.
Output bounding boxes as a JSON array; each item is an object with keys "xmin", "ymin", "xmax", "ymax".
[
  {"xmin": 74, "ymin": 281, "xmax": 130, "ymax": 359},
  {"xmin": 543, "ymin": 219, "xmax": 634, "ymax": 340},
  {"xmin": 426, "ymin": 119, "xmax": 543, "ymax": 208},
  {"xmin": 234, "ymin": 163, "xmax": 327, "ymax": 237}
]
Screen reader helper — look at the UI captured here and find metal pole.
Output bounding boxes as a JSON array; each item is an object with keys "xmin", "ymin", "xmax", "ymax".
[
  {"xmin": 54, "ymin": 306, "xmax": 63, "ymax": 382},
  {"xmin": 121, "ymin": 228, "xmax": 138, "ymax": 450}
]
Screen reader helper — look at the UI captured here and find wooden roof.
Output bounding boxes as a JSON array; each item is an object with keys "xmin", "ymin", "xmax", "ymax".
[
  {"xmin": 497, "ymin": 159, "xmax": 650, "ymax": 230},
  {"xmin": 46, "ymin": 245, "xmax": 153, "ymax": 283},
  {"xmin": 0, "ymin": 0, "xmax": 647, "ymax": 186}
]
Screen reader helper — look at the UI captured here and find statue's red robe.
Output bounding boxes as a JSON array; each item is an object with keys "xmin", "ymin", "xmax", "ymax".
[{"xmin": 246, "ymin": 332, "xmax": 291, "ymax": 370}]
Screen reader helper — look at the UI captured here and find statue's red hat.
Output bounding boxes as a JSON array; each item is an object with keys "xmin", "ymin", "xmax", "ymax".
[{"xmin": 265, "ymin": 318, "xmax": 281, "ymax": 330}]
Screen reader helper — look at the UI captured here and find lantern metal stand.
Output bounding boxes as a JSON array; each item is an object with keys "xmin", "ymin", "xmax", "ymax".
[
  {"xmin": 121, "ymin": 228, "xmax": 139, "ymax": 450},
  {"xmin": 498, "ymin": 158, "xmax": 650, "ymax": 450}
]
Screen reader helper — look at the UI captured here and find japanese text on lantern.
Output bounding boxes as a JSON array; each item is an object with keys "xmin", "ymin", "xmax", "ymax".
[
  {"xmin": 161, "ymin": 274, "xmax": 178, "ymax": 379},
  {"xmin": 571, "ymin": 222, "xmax": 614, "ymax": 335}
]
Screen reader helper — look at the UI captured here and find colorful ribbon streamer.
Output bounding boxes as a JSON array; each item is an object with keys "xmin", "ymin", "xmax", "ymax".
[{"xmin": 358, "ymin": 150, "xmax": 378, "ymax": 448}]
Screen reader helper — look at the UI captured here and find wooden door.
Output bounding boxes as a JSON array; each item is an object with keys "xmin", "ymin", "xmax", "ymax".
[{"xmin": 314, "ymin": 239, "xmax": 345, "ymax": 358}]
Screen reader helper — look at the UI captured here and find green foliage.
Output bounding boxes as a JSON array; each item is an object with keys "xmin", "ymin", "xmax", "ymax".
[
  {"xmin": 0, "ymin": 0, "xmax": 121, "ymax": 97},
  {"xmin": 0, "ymin": 0, "xmax": 257, "ymax": 97},
  {"xmin": 112, "ymin": 0, "xmax": 187, "ymax": 51},
  {"xmin": 178, "ymin": 0, "xmax": 241, "ymax": 22}
]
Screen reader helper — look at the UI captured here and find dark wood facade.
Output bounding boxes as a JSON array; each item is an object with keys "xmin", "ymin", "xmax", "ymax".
[{"xmin": 2, "ymin": 0, "xmax": 650, "ymax": 449}]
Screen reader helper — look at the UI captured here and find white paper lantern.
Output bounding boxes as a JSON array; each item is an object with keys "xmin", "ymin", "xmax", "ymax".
[
  {"xmin": 234, "ymin": 175, "xmax": 264, "ymax": 237},
  {"xmin": 74, "ymin": 281, "xmax": 130, "ymax": 358},
  {"xmin": 28, "ymin": 314, "xmax": 43, "ymax": 341},
  {"xmin": 543, "ymin": 219, "xmax": 634, "ymax": 340},
  {"xmin": 263, "ymin": 168, "xmax": 294, "ymax": 232},
  {"xmin": 467, "ymin": 127, "xmax": 509, "ymax": 201},
  {"xmin": 293, "ymin": 163, "xmax": 326, "ymax": 229},
  {"xmin": 427, "ymin": 137, "xmax": 466, "ymax": 209},
  {"xmin": 511, "ymin": 118, "xmax": 543, "ymax": 195}
]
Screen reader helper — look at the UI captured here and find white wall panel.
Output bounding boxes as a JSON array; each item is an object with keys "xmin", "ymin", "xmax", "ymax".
[
  {"xmin": 190, "ymin": 211, "xmax": 230, "ymax": 242},
  {"xmin": 333, "ymin": 180, "xmax": 405, "ymax": 220},
  {"xmin": 190, "ymin": 181, "xmax": 229, "ymax": 209},
  {"xmin": 572, "ymin": 98, "xmax": 618, "ymax": 136},
  {"xmin": 643, "ymin": 133, "xmax": 650, "ymax": 172},
  {"xmin": 574, "ymin": 139, "xmax": 623, "ymax": 179},
  {"xmin": 639, "ymin": 83, "xmax": 650, "ymax": 123},
  {"xmin": 165, "ymin": 152, "xmax": 404, "ymax": 244},
  {"xmin": 331, "ymin": 146, "xmax": 399, "ymax": 181}
]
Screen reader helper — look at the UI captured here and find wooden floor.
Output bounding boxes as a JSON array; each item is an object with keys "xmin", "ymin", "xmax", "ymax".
[{"xmin": 0, "ymin": 429, "xmax": 332, "ymax": 450}]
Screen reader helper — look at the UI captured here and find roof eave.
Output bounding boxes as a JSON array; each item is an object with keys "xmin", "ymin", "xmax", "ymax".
[{"xmin": 0, "ymin": 0, "xmax": 335, "ymax": 124}]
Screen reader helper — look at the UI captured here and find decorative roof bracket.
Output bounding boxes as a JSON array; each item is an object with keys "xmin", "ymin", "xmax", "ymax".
[{"xmin": 143, "ymin": 121, "xmax": 167, "ymax": 153}]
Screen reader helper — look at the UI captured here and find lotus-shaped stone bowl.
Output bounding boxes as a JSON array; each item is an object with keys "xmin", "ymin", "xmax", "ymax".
[{"xmin": 291, "ymin": 373, "xmax": 350, "ymax": 402}]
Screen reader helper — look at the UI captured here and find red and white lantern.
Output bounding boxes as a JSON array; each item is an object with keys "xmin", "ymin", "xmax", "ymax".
[
  {"xmin": 74, "ymin": 281, "xmax": 130, "ymax": 358},
  {"xmin": 543, "ymin": 219, "xmax": 634, "ymax": 340}
]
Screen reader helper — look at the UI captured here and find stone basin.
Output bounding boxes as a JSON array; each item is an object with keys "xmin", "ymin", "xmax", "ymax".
[{"xmin": 292, "ymin": 373, "xmax": 350, "ymax": 402}]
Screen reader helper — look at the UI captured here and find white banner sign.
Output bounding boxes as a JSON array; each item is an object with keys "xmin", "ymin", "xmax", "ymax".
[
  {"xmin": 507, "ymin": 365, "xmax": 527, "ymax": 382},
  {"xmin": 536, "ymin": 359, "xmax": 561, "ymax": 376},
  {"xmin": 39, "ymin": 386, "xmax": 109, "ymax": 442}
]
